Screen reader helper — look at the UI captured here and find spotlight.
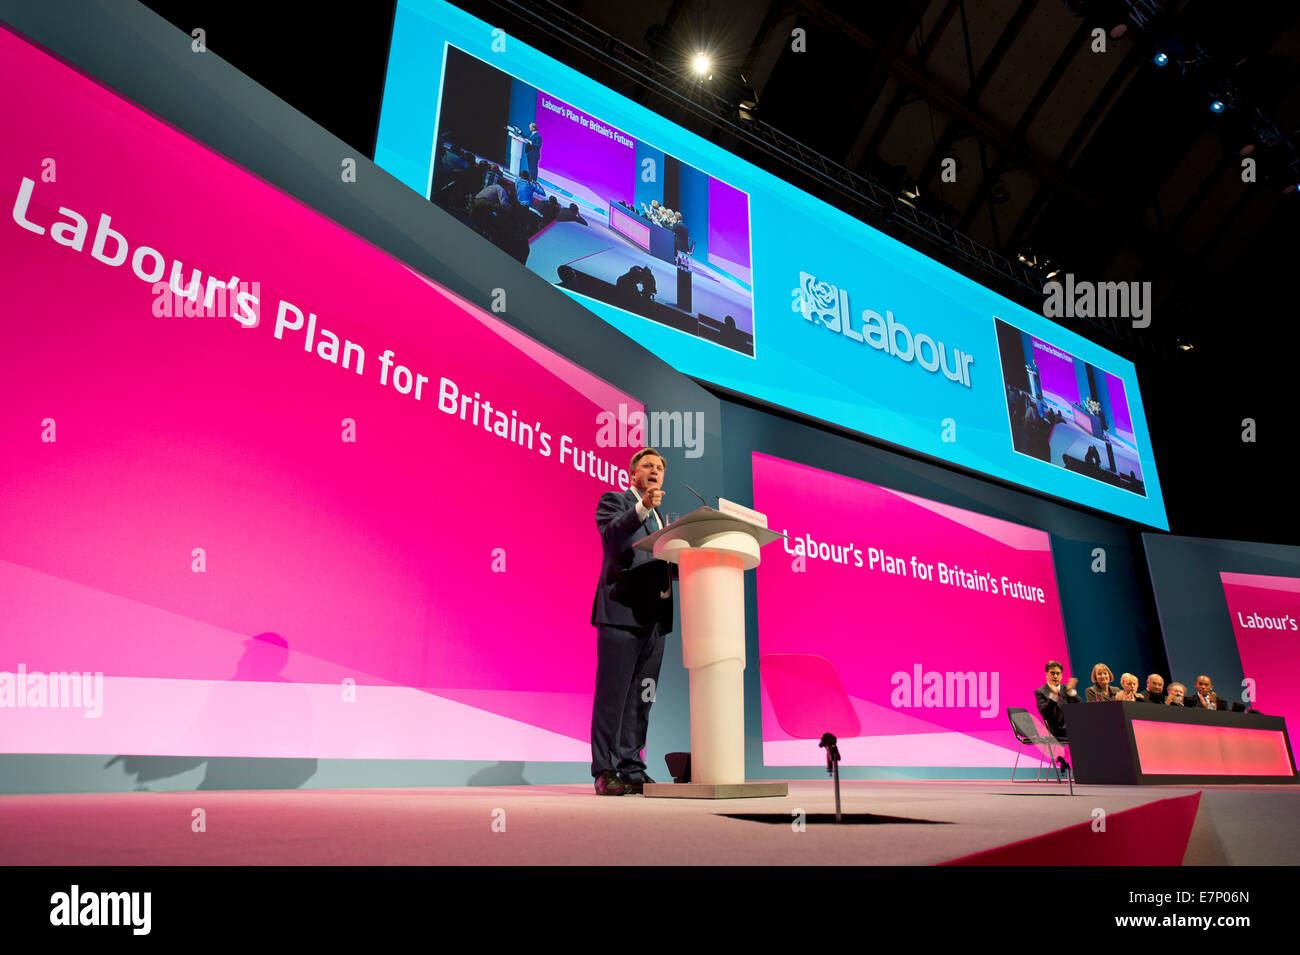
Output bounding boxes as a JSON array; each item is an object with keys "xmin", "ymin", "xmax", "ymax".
[
  {"xmin": 892, "ymin": 165, "xmax": 920, "ymax": 204},
  {"xmin": 1153, "ymin": 52, "xmax": 1169, "ymax": 67},
  {"xmin": 737, "ymin": 74, "xmax": 758, "ymax": 122},
  {"xmin": 1209, "ymin": 99, "xmax": 1225, "ymax": 113},
  {"xmin": 691, "ymin": 52, "xmax": 711, "ymax": 77}
]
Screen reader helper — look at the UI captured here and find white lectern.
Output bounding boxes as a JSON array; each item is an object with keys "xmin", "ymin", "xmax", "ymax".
[
  {"xmin": 505, "ymin": 127, "xmax": 530, "ymax": 177},
  {"xmin": 635, "ymin": 499, "xmax": 787, "ymax": 798}
]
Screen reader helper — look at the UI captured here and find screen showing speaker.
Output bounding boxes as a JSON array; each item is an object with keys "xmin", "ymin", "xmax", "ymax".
[
  {"xmin": 429, "ymin": 44, "xmax": 755, "ymax": 356},
  {"xmin": 994, "ymin": 316, "xmax": 1146, "ymax": 497}
]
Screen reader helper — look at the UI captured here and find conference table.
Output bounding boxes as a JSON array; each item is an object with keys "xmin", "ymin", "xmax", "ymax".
[{"xmin": 1063, "ymin": 702, "xmax": 1297, "ymax": 784}]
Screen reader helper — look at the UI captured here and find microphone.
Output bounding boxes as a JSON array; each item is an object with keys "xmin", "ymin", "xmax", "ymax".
[{"xmin": 684, "ymin": 484, "xmax": 711, "ymax": 508}]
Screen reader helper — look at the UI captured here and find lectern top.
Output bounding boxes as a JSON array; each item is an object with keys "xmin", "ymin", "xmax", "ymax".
[{"xmin": 633, "ymin": 506, "xmax": 785, "ymax": 552}]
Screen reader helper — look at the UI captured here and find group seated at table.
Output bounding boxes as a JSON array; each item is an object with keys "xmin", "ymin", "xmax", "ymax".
[{"xmin": 1034, "ymin": 660, "xmax": 1244, "ymax": 747}]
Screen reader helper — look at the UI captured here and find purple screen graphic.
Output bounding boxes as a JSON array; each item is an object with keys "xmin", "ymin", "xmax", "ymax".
[
  {"xmin": 0, "ymin": 26, "xmax": 643, "ymax": 762},
  {"xmin": 1032, "ymin": 339, "xmax": 1078, "ymax": 407},
  {"xmin": 707, "ymin": 177, "xmax": 751, "ymax": 284},
  {"xmin": 1106, "ymin": 371, "xmax": 1135, "ymax": 441},
  {"xmin": 754, "ymin": 452, "xmax": 1071, "ymax": 768},
  {"xmin": 534, "ymin": 91, "xmax": 635, "ymax": 212}
]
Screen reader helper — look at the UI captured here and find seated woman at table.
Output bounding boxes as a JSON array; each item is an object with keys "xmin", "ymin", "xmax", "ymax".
[
  {"xmin": 1165, "ymin": 682, "xmax": 1187, "ymax": 705},
  {"xmin": 1114, "ymin": 672, "xmax": 1144, "ymax": 701},
  {"xmin": 1086, "ymin": 663, "xmax": 1120, "ymax": 701}
]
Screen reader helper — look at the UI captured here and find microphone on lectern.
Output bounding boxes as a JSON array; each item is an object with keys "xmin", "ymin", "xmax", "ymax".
[{"xmin": 683, "ymin": 484, "xmax": 711, "ymax": 508}]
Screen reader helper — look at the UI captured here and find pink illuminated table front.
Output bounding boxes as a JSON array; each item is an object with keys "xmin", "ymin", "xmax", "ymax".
[
  {"xmin": 1131, "ymin": 720, "xmax": 1294, "ymax": 777},
  {"xmin": 1064, "ymin": 702, "xmax": 1297, "ymax": 784}
]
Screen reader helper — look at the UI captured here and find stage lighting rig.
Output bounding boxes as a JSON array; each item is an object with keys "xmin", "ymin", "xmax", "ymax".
[{"xmin": 737, "ymin": 74, "xmax": 758, "ymax": 122}]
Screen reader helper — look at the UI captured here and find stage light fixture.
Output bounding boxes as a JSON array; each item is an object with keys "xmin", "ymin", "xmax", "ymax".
[
  {"xmin": 1209, "ymin": 99, "xmax": 1225, "ymax": 113},
  {"xmin": 1153, "ymin": 52, "xmax": 1169, "ymax": 67},
  {"xmin": 692, "ymin": 52, "xmax": 711, "ymax": 77},
  {"xmin": 738, "ymin": 74, "xmax": 758, "ymax": 122}
]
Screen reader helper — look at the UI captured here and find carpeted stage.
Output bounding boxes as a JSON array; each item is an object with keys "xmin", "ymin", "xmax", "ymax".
[{"xmin": 2, "ymin": 780, "xmax": 1294, "ymax": 865}]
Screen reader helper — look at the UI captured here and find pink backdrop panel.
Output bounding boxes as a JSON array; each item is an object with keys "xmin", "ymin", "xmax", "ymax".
[
  {"xmin": 753, "ymin": 452, "xmax": 1071, "ymax": 767},
  {"xmin": 0, "ymin": 25, "xmax": 642, "ymax": 758},
  {"xmin": 1220, "ymin": 571, "xmax": 1300, "ymax": 736}
]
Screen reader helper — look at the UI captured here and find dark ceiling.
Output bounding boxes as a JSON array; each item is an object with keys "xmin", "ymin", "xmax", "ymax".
[{"xmin": 136, "ymin": 0, "xmax": 1298, "ymax": 544}]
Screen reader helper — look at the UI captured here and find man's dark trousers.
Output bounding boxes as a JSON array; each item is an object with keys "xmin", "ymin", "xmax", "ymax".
[{"xmin": 591, "ymin": 621, "xmax": 666, "ymax": 778}]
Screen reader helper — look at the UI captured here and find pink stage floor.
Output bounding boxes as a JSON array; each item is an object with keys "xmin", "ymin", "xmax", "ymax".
[{"xmin": 1, "ymin": 780, "xmax": 1295, "ymax": 865}]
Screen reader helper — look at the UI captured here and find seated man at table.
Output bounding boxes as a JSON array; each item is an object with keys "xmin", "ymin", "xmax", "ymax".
[
  {"xmin": 1186, "ymin": 674, "xmax": 1227, "ymax": 710},
  {"xmin": 1035, "ymin": 660, "xmax": 1081, "ymax": 740},
  {"xmin": 1165, "ymin": 682, "xmax": 1187, "ymax": 706},
  {"xmin": 1144, "ymin": 673, "xmax": 1166, "ymax": 705}
]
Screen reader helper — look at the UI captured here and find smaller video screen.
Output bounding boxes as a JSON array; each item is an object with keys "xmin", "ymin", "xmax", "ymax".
[{"xmin": 994, "ymin": 317, "xmax": 1146, "ymax": 497}]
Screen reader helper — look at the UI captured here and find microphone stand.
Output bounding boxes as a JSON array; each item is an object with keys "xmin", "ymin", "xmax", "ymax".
[
  {"xmin": 819, "ymin": 733, "xmax": 842, "ymax": 823},
  {"xmin": 684, "ymin": 483, "xmax": 711, "ymax": 508}
]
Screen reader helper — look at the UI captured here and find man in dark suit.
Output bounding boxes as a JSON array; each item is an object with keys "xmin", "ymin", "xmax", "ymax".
[
  {"xmin": 1186, "ymin": 675, "xmax": 1226, "ymax": 710},
  {"xmin": 1035, "ymin": 661, "xmax": 1081, "ymax": 740},
  {"xmin": 1034, "ymin": 661, "xmax": 1080, "ymax": 778},
  {"xmin": 1144, "ymin": 673, "xmax": 1166, "ymax": 705},
  {"xmin": 590, "ymin": 448, "xmax": 676, "ymax": 795},
  {"xmin": 525, "ymin": 122, "xmax": 542, "ymax": 183}
]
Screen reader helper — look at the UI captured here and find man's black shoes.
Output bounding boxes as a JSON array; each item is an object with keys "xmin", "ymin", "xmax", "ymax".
[
  {"xmin": 593, "ymin": 770, "xmax": 660, "ymax": 795},
  {"xmin": 594, "ymin": 770, "xmax": 631, "ymax": 796},
  {"xmin": 618, "ymin": 772, "xmax": 656, "ymax": 793}
]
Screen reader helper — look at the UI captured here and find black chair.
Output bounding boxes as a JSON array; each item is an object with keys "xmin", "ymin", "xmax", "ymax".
[{"xmin": 1007, "ymin": 707, "xmax": 1072, "ymax": 794}]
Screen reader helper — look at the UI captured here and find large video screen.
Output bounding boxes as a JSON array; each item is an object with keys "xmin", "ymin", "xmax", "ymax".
[
  {"xmin": 1220, "ymin": 573, "xmax": 1300, "ymax": 730},
  {"xmin": 752, "ymin": 452, "xmax": 1071, "ymax": 768},
  {"xmin": 994, "ymin": 317, "xmax": 1145, "ymax": 496},
  {"xmin": 377, "ymin": 0, "xmax": 1167, "ymax": 528},
  {"xmin": 0, "ymin": 23, "xmax": 642, "ymax": 763},
  {"xmin": 429, "ymin": 45, "xmax": 754, "ymax": 355}
]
